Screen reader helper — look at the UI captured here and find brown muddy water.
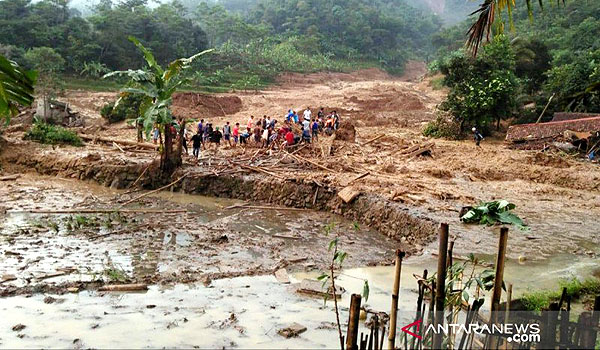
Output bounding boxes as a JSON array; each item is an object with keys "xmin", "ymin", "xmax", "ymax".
[{"xmin": 0, "ymin": 175, "xmax": 598, "ymax": 348}]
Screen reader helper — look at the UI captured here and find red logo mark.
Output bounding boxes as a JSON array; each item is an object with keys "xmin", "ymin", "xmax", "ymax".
[{"xmin": 401, "ymin": 319, "xmax": 422, "ymax": 340}]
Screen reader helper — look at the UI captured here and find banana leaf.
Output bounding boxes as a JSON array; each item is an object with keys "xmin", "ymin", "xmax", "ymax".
[{"xmin": 461, "ymin": 200, "xmax": 529, "ymax": 231}]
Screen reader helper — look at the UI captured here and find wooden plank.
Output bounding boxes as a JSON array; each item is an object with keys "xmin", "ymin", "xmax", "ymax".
[
  {"xmin": 338, "ymin": 186, "xmax": 361, "ymax": 204},
  {"xmin": 274, "ymin": 268, "xmax": 291, "ymax": 284},
  {"xmin": 79, "ymin": 134, "xmax": 157, "ymax": 150}
]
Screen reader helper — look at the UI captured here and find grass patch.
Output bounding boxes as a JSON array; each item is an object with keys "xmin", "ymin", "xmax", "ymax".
[
  {"xmin": 25, "ymin": 119, "xmax": 83, "ymax": 146},
  {"xmin": 521, "ymin": 277, "xmax": 600, "ymax": 311},
  {"xmin": 429, "ymin": 76, "xmax": 445, "ymax": 90}
]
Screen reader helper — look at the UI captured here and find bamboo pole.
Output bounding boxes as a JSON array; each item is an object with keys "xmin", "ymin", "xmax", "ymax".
[
  {"xmin": 347, "ymin": 294, "xmax": 362, "ymax": 350},
  {"xmin": 120, "ymin": 174, "xmax": 187, "ymax": 207},
  {"xmin": 387, "ymin": 249, "xmax": 405, "ymax": 350},
  {"xmin": 490, "ymin": 227, "xmax": 509, "ymax": 314},
  {"xmin": 487, "ymin": 227, "xmax": 509, "ymax": 350},
  {"xmin": 433, "ymin": 223, "xmax": 449, "ymax": 350}
]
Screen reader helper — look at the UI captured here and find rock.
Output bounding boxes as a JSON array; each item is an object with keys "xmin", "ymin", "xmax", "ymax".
[
  {"xmin": 278, "ymin": 323, "xmax": 307, "ymax": 338},
  {"xmin": 12, "ymin": 324, "xmax": 26, "ymax": 332}
]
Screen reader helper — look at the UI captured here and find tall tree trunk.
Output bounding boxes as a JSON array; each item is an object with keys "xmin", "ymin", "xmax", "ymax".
[{"xmin": 160, "ymin": 121, "xmax": 183, "ymax": 177}]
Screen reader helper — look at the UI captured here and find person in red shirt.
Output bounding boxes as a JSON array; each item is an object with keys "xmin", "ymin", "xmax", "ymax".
[
  {"xmin": 233, "ymin": 123, "xmax": 240, "ymax": 147},
  {"xmin": 285, "ymin": 130, "xmax": 295, "ymax": 148}
]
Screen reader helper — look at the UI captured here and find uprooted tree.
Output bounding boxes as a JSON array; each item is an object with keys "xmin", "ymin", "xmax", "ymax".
[{"xmin": 103, "ymin": 37, "xmax": 212, "ymax": 176}]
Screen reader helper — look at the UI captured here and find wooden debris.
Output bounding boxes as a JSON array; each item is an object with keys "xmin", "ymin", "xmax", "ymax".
[
  {"xmin": 295, "ymin": 279, "xmax": 345, "ymax": 298},
  {"xmin": 0, "ymin": 274, "xmax": 17, "ymax": 284},
  {"xmin": 98, "ymin": 283, "xmax": 148, "ymax": 292},
  {"xmin": 121, "ymin": 174, "xmax": 187, "ymax": 207},
  {"xmin": 274, "ymin": 268, "xmax": 291, "ymax": 284},
  {"xmin": 361, "ymin": 134, "xmax": 385, "ymax": 146},
  {"xmin": 288, "ymin": 152, "xmax": 334, "ymax": 172},
  {"xmin": 129, "ymin": 165, "xmax": 150, "ymax": 189},
  {"xmin": 0, "ymin": 174, "xmax": 20, "ymax": 181},
  {"xmin": 113, "ymin": 142, "xmax": 125, "ymax": 153},
  {"xmin": 79, "ymin": 134, "xmax": 157, "ymax": 150},
  {"xmin": 278, "ymin": 323, "xmax": 307, "ymax": 338},
  {"xmin": 234, "ymin": 162, "xmax": 286, "ymax": 180},
  {"xmin": 273, "ymin": 234, "xmax": 300, "ymax": 240},
  {"xmin": 347, "ymin": 172, "xmax": 370, "ymax": 185},
  {"xmin": 338, "ymin": 186, "xmax": 361, "ymax": 204},
  {"xmin": 288, "ymin": 257, "xmax": 309, "ymax": 264}
]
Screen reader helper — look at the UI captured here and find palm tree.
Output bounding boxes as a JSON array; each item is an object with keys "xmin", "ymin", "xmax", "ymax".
[
  {"xmin": 466, "ymin": 0, "xmax": 565, "ymax": 56},
  {"xmin": 0, "ymin": 54, "xmax": 37, "ymax": 124},
  {"xmin": 104, "ymin": 37, "xmax": 212, "ymax": 175}
]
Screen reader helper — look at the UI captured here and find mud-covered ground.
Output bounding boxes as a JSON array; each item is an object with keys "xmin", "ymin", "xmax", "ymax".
[
  {"xmin": 3, "ymin": 66, "xmax": 599, "ymax": 262},
  {"xmin": 0, "ymin": 174, "xmax": 398, "ymax": 297}
]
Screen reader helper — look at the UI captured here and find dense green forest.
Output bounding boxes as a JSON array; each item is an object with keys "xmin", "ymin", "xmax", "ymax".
[
  {"xmin": 426, "ymin": 0, "xmax": 600, "ymax": 134},
  {"xmin": 0, "ymin": 0, "xmax": 445, "ymax": 91}
]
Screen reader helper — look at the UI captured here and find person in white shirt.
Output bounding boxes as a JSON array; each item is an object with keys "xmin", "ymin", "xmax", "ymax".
[{"xmin": 303, "ymin": 107, "xmax": 312, "ymax": 121}]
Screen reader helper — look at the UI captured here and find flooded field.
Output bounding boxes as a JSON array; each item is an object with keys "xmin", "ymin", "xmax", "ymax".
[{"xmin": 1, "ymin": 174, "xmax": 598, "ymax": 348}]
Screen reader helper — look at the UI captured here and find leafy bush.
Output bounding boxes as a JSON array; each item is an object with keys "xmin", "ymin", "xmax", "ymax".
[
  {"xmin": 101, "ymin": 94, "xmax": 143, "ymax": 124},
  {"xmin": 438, "ymin": 36, "xmax": 519, "ymax": 132},
  {"xmin": 422, "ymin": 114, "xmax": 462, "ymax": 139},
  {"xmin": 461, "ymin": 200, "xmax": 529, "ymax": 231},
  {"xmin": 25, "ymin": 119, "xmax": 83, "ymax": 146}
]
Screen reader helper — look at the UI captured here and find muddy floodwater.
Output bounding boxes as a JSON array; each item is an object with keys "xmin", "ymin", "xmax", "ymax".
[{"xmin": 1, "ymin": 175, "xmax": 598, "ymax": 348}]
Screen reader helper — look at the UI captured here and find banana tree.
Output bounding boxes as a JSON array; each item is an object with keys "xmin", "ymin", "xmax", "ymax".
[
  {"xmin": 0, "ymin": 54, "xmax": 37, "ymax": 124},
  {"xmin": 104, "ymin": 37, "xmax": 212, "ymax": 175}
]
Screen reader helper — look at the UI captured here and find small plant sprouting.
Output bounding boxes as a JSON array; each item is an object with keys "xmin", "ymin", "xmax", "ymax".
[{"xmin": 319, "ymin": 222, "xmax": 370, "ymax": 349}]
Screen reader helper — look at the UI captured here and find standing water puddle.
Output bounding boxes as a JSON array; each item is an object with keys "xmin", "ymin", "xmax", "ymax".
[{"xmin": 1, "ymin": 175, "xmax": 598, "ymax": 347}]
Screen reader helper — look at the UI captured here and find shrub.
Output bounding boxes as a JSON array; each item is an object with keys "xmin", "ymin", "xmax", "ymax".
[
  {"xmin": 422, "ymin": 114, "xmax": 462, "ymax": 139},
  {"xmin": 25, "ymin": 119, "xmax": 83, "ymax": 146},
  {"xmin": 101, "ymin": 94, "xmax": 143, "ymax": 124}
]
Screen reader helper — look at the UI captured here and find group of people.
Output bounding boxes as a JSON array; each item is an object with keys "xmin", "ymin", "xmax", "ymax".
[{"xmin": 181, "ymin": 107, "xmax": 341, "ymax": 159}]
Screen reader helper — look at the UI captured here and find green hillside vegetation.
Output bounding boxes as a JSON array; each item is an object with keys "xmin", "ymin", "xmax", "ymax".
[
  {"xmin": 0, "ymin": 0, "xmax": 444, "ymax": 91},
  {"xmin": 427, "ymin": 0, "xmax": 600, "ymax": 136}
]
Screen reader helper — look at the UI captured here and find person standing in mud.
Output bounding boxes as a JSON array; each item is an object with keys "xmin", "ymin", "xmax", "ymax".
[
  {"xmin": 210, "ymin": 126, "xmax": 223, "ymax": 150},
  {"xmin": 223, "ymin": 121, "xmax": 232, "ymax": 147},
  {"xmin": 253, "ymin": 123, "xmax": 262, "ymax": 144},
  {"xmin": 197, "ymin": 119, "xmax": 204, "ymax": 134},
  {"xmin": 191, "ymin": 130, "xmax": 202, "ymax": 159},
  {"xmin": 317, "ymin": 108, "xmax": 325, "ymax": 130},
  {"xmin": 473, "ymin": 127, "xmax": 484, "ymax": 147},
  {"xmin": 312, "ymin": 119, "xmax": 319, "ymax": 141},
  {"xmin": 152, "ymin": 124, "xmax": 160, "ymax": 145},
  {"xmin": 247, "ymin": 115, "xmax": 254, "ymax": 133},
  {"xmin": 181, "ymin": 124, "xmax": 189, "ymax": 155},
  {"xmin": 203, "ymin": 123, "xmax": 213, "ymax": 149},
  {"xmin": 233, "ymin": 122, "xmax": 240, "ymax": 146},
  {"xmin": 332, "ymin": 111, "xmax": 340, "ymax": 130}
]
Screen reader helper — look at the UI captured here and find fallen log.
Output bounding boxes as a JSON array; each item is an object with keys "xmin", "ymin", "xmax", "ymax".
[
  {"xmin": 120, "ymin": 174, "xmax": 187, "ymax": 207},
  {"xmin": 79, "ymin": 134, "xmax": 157, "ymax": 150},
  {"xmin": 98, "ymin": 283, "xmax": 148, "ymax": 292}
]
